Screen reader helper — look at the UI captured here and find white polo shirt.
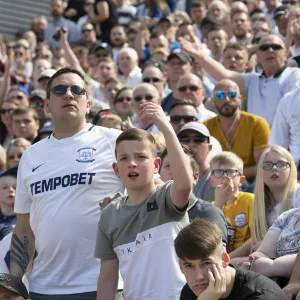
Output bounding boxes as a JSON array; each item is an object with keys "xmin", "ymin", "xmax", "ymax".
[
  {"xmin": 14, "ymin": 124, "xmax": 124, "ymax": 295},
  {"xmin": 197, "ymin": 104, "xmax": 216, "ymax": 122},
  {"xmin": 269, "ymin": 88, "xmax": 300, "ymax": 162},
  {"xmin": 119, "ymin": 65, "xmax": 142, "ymax": 88},
  {"xmin": 242, "ymin": 66, "xmax": 300, "ymax": 126}
]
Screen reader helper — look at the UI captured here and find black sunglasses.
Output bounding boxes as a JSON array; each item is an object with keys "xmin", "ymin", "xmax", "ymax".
[
  {"xmin": 0, "ymin": 108, "xmax": 14, "ymax": 115},
  {"xmin": 170, "ymin": 115, "xmax": 198, "ymax": 124},
  {"xmin": 30, "ymin": 102, "xmax": 44, "ymax": 109},
  {"xmin": 211, "ymin": 169, "xmax": 241, "ymax": 178},
  {"xmin": 262, "ymin": 161, "xmax": 290, "ymax": 170},
  {"xmin": 258, "ymin": 43, "xmax": 283, "ymax": 52},
  {"xmin": 8, "ymin": 153, "xmax": 23, "ymax": 160},
  {"xmin": 178, "ymin": 85, "xmax": 199, "ymax": 93},
  {"xmin": 51, "ymin": 85, "xmax": 86, "ymax": 96},
  {"xmin": 115, "ymin": 97, "xmax": 132, "ymax": 103},
  {"xmin": 143, "ymin": 77, "xmax": 162, "ymax": 83},
  {"xmin": 134, "ymin": 95, "xmax": 153, "ymax": 102},
  {"xmin": 178, "ymin": 136, "xmax": 209, "ymax": 144},
  {"xmin": 81, "ymin": 29, "xmax": 93, "ymax": 33}
]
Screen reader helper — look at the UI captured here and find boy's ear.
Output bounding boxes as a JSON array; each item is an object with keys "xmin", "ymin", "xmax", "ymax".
[
  {"xmin": 222, "ymin": 251, "xmax": 230, "ymax": 268},
  {"xmin": 239, "ymin": 175, "xmax": 245, "ymax": 185},
  {"xmin": 154, "ymin": 157, "xmax": 161, "ymax": 174},
  {"xmin": 112, "ymin": 162, "xmax": 121, "ymax": 178},
  {"xmin": 193, "ymin": 172, "xmax": 200, "ymax": 185}
]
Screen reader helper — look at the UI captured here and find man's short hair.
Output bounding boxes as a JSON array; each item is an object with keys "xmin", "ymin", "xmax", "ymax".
[
  {"xmin": 104, "ymin": 76, "xmax": 123, "ymax": 87},
  {"xmin": 12, "ymin": 106, "xmax": 39, "ymax": 121},
  {"xmin": 98, "ymin": 56, "xmax": 115, "ymax": 66},
  {"xmin": 169, "ymin": 99, "xmax": 198, "ymax": 114},
  {"xmin": 231, "ymin": 10, "xmax": 251, "ymax": 21},
  {"xmin": 223, "ymin": 43, "xmax": 249, "ymax": 61},
  {"xmin": 200, "ymin": 17, "xmax": 217, "ymax": 29},
  {"xmin": 207, "ymin": 25, "xmax": 227, "ymax": 37},
  {"xmin": 174, "ymin": 219, "xmax": 223, "ymax": 260},
  {"xmin": 46, "ymin": 67, "xmax": 86, "ymax": 99},
  {"xmin": 150, "ymin": 31, "xmax": 164, "ymax": 40},
  {"xmin": 160, "ymin": 144, "xmax": 199, "ymax": 176},
  {"xmin": 210, "ymin": 151, "xmax": 244, "ymax": 174},
  {"xmin": 115, "ymin": 128, "xmax": 157, "ymax": 158},
  {"xmin": 191, "ymin": 0, "xmax": 206, "ymax": 9}
]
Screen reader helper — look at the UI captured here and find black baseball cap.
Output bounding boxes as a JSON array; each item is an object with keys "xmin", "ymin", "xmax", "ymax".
[
  {"xmin": 0, "ymin": 167, "xmax": 18, "ymax": 178},
  {"xmin": 274, "ymin": 6, "xmax": 289, "ymax": 19},
  {"xmin": 167, "ymin": 49, "xmax": 192, "ymax": 63},
  {"xmin": 94, "ymin": 42, "xmax": 113, "ymax": 56},
  {"xmin": 0, "ymin": 273, "xmax": 29, "ymax": 299}
]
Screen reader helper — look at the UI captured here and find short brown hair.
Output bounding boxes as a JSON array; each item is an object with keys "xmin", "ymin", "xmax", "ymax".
[
  {"xmin": 169, "ymin": 99, "xmax": 198, "ymax": 114},
  {"xmin": 223, "ymin": 43, "xmax": 249, "ymax": 61},
  {"xmin": 12, "ymin": 107, "xmax": 39, "ymax": 121},
  {"xmin": 104, "ymin": 76, "xmax": 123, "ymax": 87},
  {"xmin": 160, "ymin": 144, "xmax": 199, "ymax": 176},
  {"xmin": 174, "ymin": 219, "xmax": 222, "ymax": 260},
  {"xmin": 46, "ymin": 67, "xmax": 86, "ymax": 99},
  {"xmin": 210, "ymin": 151, "xmax": 244, "ymax": 174},
  {"xmin": 115, "ymin": 128, "xmax": 157, "ymax": 158},
  {"xmin": 191, "ymin": 0, "xmax": 206, "ymax": 9}
]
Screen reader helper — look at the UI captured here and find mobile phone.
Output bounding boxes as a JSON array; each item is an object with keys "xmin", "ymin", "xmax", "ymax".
[{"xmin": 53, "ymin": 31, "xmax": 61, "ymax": 41}]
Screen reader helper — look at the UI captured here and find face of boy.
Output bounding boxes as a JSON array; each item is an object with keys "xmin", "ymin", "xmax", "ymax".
[
  {"xmin": 113, "ymin": 140, "xmax": 160, "ymax": 190},
  {"xmin": 0, "ymin": 176, "xmax": 16, "ymax": 207},
  {"xmin": 180, "ymin": 244, "xmax": 229, "ymax": 297},
  {"xmin": 210, "ymin": 163, "xmax": 243, "ymax": 189}
]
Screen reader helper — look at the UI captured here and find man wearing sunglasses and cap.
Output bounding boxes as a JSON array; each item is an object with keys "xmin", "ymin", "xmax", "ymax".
[
  {"xmin": 10, "ymin": 67, "xmax": 124, "ymax": 299},
  {"xmin": 179, "ymin": 34, "xmax": 300, "ymax": 126},
  {"xmin": 204, "ymin": 79, "xmax": 270, "ymax": 182}
]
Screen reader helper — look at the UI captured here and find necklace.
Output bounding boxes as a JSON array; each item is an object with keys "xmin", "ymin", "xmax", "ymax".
[{"xmin": 224, "ymin": 112, "xmax": 240, "ymax": 151}]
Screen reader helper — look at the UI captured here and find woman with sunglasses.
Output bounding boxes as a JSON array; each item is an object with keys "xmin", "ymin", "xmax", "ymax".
[
  {"xmin": 6, "ymin": 138, "xmax": 31, "ymax": 169},
  {"xmin": 113, "ymin": 87, "xmax": 135, "ymax": 123},
  {"xmin": 0, "ymin": 100, "xmax": 19, "ymax": 149},
  {"xmin": 230, "ymin": 146, "xmax": 300, "ymax": 263}
]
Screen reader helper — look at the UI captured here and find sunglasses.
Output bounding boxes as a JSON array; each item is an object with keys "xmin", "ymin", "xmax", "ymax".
[
  {"xmin": 30, "ymin": 102, "xmax": 44, "ymax": 109},
  {"xmin": 115, "ymin": 97, "xmax": 132, "ymax": 103},
  {"xmin": 215, "ymin": 90, "xmax": 238, "ymax": 100},
  {"xmin": 170, "ymin": 115, "xmax": 198, "ymax": 124},
  {"xmin": 258, "ymin": 43, "xmax": 283, "ymax": 52},
  {"xmin": 211, "ymin": 169, "xmax": 241, "ymax": 178},
  {"xmin": 178, "ymin": 136, "xmax": 209, "ymax": 144},
  {"xmin": 15, "ymin": 52, "xmax": 24, "ymax": 57},
  {"xmin": 134, "ymin": 95, "xmax": 153, "ymax": 102},
  {"xmin": 0, "ymin": 108, "xmax": 14, "ymax": 115},
  {"xmin": 262, "ymin": 161, "xmax": 290, "ymax": 170},
  {"xmin": 143, "ymin": 77, "xmax": 162, "ymax": 83},
  {"xmin": 96, "ymin": 53, "xmax": 109, "ymax": 58},
  {"xmin": 178, "ymin": 85, "xmax": 199, "ymax": 93},
  {"xmin": 81, "ymin": 29, "xmax": 93, "ymax": 33},
  {"xmin": 51, "ymin": 85, "xmax": 86, "ymax": 96},
  {"xmin": 8, "ymin": 153, "xmax": 23, "ymax": 160}
]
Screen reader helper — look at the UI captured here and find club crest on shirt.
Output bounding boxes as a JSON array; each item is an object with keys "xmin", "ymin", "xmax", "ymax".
[
  {"xmin": 76, "ymin": 147, "xmax": 96, "ymax": 163},
  {"xmin": 234, "ymin": 213, "xmax": 247, "ymax": 228}
]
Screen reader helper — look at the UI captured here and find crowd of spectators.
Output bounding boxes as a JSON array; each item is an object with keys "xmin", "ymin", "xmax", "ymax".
[{"xmin": 1, "ymin": 0, "xmax": 300, "ymax": 299}]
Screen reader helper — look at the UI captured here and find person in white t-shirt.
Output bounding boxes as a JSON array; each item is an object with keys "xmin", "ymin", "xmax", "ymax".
[{"xmin": 10, "ymin": 67, "xmax": 124, "ymax": 300}]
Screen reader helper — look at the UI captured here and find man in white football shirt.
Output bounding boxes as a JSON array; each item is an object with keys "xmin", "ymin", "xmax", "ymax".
[{"xmin": 10, "ymin": 67, "xmax": 124, "ymax": 299}]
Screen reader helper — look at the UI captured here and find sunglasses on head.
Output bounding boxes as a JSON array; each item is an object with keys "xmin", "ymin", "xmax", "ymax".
[
  {"xmin": 178, "ymin": 136, "xmax": 209, "ymax": 144},
  {"xmin": 51, "ymin": 85, "xmax": 86, "ymax": 96},
  {"xmin": 134, "ymin": 95, "xmax": 153, "ymax": 102},
  {"xmin": 211, "ymin": 169, "xmax": 241, "ymax": 178},
  {"xmin": 262, "ymin": 161, "xmax": 290, "ymax": 170},
  {"xmin": 115, "ymin": 97, "xmax": 132, "ymax": 103},
  {"xmin": 170, "ymin": 115, "xmax": 198, "ymax": 124},
  {"xmin": 0, "ymin": 108, "xmax": 14, "ymax": 115},
  {"xmin": 143, "ymin": 77, "xmax": 162, "ymax": 83},
  {"xmin": 178, "ymin": 85, "xmax": 199, "ymax": 93},
  {"xmin": 214, "ymin": 90, "xmax": 238, "ymax": 100},
  {"xmin": 258, "ymin": 43, "xmax": 283, "ymax": 52}
]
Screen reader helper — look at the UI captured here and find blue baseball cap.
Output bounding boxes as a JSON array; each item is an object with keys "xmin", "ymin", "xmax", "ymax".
[{"xmin": 8, "ymin": 85, "xmax": 29, "ymax": 97}]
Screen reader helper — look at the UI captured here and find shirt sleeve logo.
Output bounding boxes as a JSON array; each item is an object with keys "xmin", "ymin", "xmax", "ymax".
[
  {"xmin": 76, "ymin": 147, "xmax": 96, "ymax": 163},
  {"xmin": 234, "ymin": 213, "xmax": 247, "ymax": 228}
]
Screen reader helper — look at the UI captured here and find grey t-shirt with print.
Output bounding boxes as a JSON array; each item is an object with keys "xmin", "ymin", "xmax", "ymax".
[{"xmin": 94, "ymin": 181, "xmax": 189, "ymax": 300}]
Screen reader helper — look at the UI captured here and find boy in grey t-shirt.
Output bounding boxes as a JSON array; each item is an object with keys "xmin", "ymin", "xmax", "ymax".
[{"xmin": 95, "ymin": 102, "xmax": 194, "ymax": 299}]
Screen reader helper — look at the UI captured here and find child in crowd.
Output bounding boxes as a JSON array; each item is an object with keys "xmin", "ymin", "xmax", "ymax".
[
  {"xmin": 210, "ymin": 152, "xmax": 254, "ymax": 252},
  {"xmin": 0, "ymin": 168, "xmax": 18, "ymax": 241},
  {"xmin": 92, "ymin": 109, "xmax": 122, "ymax": 130},
  {"xmin": 95, "ymin": 102, "xmax": 193, "ymax": 299},
  {"xmin": 175, "ymin": 218, "xmax": 288, "ymax": 300},
  {"xmin": 159, "ymin": 145, "xmax": 228, "ymax": 241},
  {"xmin": 231, "ymin": 145, "xmax": 300, "ymax": 262}
]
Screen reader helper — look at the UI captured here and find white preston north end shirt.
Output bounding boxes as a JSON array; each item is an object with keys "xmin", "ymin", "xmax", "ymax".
[{"xmin": 14, "ymin": 124, "xmax": 124, "ymax": 295}]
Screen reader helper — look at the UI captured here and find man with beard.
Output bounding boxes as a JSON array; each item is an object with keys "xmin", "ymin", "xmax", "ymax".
[{"xmin": 203, "ymin": 79, "xmax": 269, "ymax": 180}]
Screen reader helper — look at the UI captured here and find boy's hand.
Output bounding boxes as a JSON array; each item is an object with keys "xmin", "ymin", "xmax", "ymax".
[
  {"xmin": 214, "ymin": 178, "xmax": 234, "ymax": 209},
  {"xmin": 197, "ymin": 264, "xmax": 226, "ymax": 300},
  {"xmin": 99, "ymin": 192, "xmax": 123, "ymax": 211},
  {"xmin": 138, "ymin": 102, "xmax": 171, "ymax": 132}
]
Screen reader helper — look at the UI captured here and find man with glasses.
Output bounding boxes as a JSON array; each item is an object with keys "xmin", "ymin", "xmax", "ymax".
[
  {"xmin": 204, "ymin": 79, "xmax": 270, "ymax": 181},
  {"xmin": 131, "ymin": 83, "xmax": 161, "ymax": 133},
  {"xmin": 10, "ymin": 67, "xmax": 124, "ymax": 299},
  {"xmin": 179, "ymin": 34, "xmax": 300, "ymax": 126},
  {"xmin": 177, "ymin": 122, "xmax": 215, "ymax": 202},
  {"xmin": 177, "ymin": 73, "xmax": 216, "ymax": 122},
  {"xmin": 7, "ymin": 87, "xmax": 29, "ymax": 107},
  {"xmin": 80, "ymin": 22, "xmax": 97, "ymax": 49}
]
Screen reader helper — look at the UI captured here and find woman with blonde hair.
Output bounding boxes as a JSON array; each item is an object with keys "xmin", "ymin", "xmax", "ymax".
[
  {"xmin": 231, "ymin": 145, "xmax": 300, "ymax": 262},
  {"xmin": 6, "ymin": 138, "xmax": 31, "ymax": 169}
]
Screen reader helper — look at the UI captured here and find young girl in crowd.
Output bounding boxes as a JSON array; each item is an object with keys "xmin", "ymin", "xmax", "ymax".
[
  {"xmin": 6, "ymin": 138, "xmax": 31, "ymax": 169},
  {"xmin": 231, "ymin": 145, "xmax": 300, "ymax": 263}
]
